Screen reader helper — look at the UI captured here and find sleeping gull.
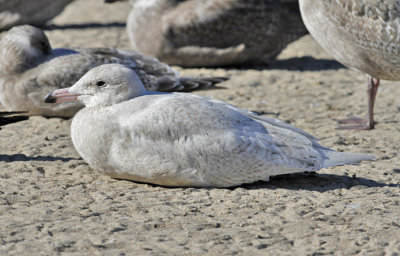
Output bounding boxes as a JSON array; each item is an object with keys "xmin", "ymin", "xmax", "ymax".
[
  {"xmin": 0, "ymin": 0, "xmax": 74, "ymax": 31},
  {"xmin": 45, "ymin": 64, "xmax": 374, "ymax": 187},
  {"xmin": 107, "ymin": 0, "xmax": 307, "ymax": 67},
  {"xmin": 299, "ymin": 0, "xmax": 400, "ymax": 129},
  {"xmin": 0, "ymin": 25, "xmax": 226, "ymax": 117}
]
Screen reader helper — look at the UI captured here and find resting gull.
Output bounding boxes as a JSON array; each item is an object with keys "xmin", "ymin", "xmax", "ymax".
[
  {"xmin": 45, "ymin": 64, "xmax": 374, "ymax": 187},
  {"xmin": 0, "ymin": 25, "xmax": 226, "ymax": 117},
  {"xmin": 106, "ymin": 0, "xmax": 307, "ymax": 67},
  {"xmin": 0, "ymin": 0, "xmax": 74, "ymax": 31},
  {"xmin": 299, "ymin": 0, "xmax": 400, "ymax": 129}
]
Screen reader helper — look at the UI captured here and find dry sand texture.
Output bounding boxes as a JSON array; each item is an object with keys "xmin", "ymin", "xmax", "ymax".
[{"xmin": 0, "ymin": 0, "xmax": 399, "ymax": 255}]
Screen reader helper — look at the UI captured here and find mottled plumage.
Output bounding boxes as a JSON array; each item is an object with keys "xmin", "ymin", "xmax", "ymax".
[
  {"xmin": 0, "ymin": 0, "xmax": 74, "ymax": 31},
  {"xmin": 299, "ymin": 0, "xmax": 400, "ymax": 129},
  {"xmin": 123, "ymin": 0, "xmax": 307, "ymax": 67},
  {"xmin": 0, "ymin": 25, "xmax": 227, "ymax": 117},
  {"xmin": 45, "ymin": 64, "xmax": 374, "ymax": 187}
]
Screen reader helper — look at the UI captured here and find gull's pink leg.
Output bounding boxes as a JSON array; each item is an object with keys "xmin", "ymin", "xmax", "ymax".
[
  {"xmin": 337, "ymin": 75, "xmax": 379, "ymax": 130},
  {"xmin": 367, "ymin": 76, "xmax": 379, "ymax": 129}
]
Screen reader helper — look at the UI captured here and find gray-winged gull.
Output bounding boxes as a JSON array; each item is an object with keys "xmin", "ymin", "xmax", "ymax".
[
  {"xmin": 299, "ymin": 0, "xmax": 400, "ymax": 129},
  {"xmin": 0, "ymin": 25, "xmax": 227, "ymax": 117},
  {"xmin": 107, "ymin": 0, "xmax": 307, "ymax": 67},
  {"xmin": 0, "ymin": 0, "xmax": 74, "ymax": 31},
  {"xmin": 45, "ymin": 64, "xmax": 374, "ymax": 187}
]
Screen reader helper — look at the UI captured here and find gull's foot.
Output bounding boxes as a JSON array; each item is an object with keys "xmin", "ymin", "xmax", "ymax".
[{"xmin": 336, "ymin": 117, "xmax": 374, "ymax": 130}]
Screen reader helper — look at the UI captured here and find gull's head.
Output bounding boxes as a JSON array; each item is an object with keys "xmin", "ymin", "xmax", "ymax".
[
  {"xmin": 0, "ymin": 25, "xmax": 52, "ymax": 75},
  {"xmin": 1, "ymin": 25, "xmax": 52, "ymax": 58},
  {"xmin": 44, "ymin": 64, "xmax": 147, "ymax": 107}
]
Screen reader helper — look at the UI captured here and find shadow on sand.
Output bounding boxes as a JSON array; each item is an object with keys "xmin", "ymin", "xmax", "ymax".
[
  {"xmin": 0, "ymin": 154, "xmax": 80, "ymax": 162},
  {"xmin": 264, "ymin": 56, "xmax": 345, "ymax": 71},
  {"xmin": 43, "ymin": 22, "xmax": 126, "ymax": 31},
  {"xmin": 125, "ymin": 172, "xmax": 397, "ymax": 192},
  {"xmin": 238, "ymin": 172, "xmax": 398, "ymax": 192},
  {"xmin": 199, "ymin": 56, "xmax": 345, "ymax": 72}
]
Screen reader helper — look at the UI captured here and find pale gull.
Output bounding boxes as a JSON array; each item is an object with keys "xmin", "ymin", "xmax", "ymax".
[
  {"xmin": 299, "ymin": 0, "xmax": 400, "ymax": 129},
  {"xmin": 0, "ymin": 0, "xmax": 74, "ymax": 31},
  {"xmin": 45, "ymin": 64, "xmax": 374, "ymax": 187},
  {"xmin": 0, "ymin": 25, "xmax": 226, "ymax": 117},
  {"xmin": 108, "ymin": 0, "xmax": 307, "ymax": 67}
]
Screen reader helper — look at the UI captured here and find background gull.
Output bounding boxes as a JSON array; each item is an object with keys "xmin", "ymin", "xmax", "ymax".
[
  {"xmin": 45, "ymin": 64, "xmax": 374, "ymax": 187},
  {"xmin": 0, "ymin": 25, "xmax": 227, "ymax": 117},
  {"xmin": 299, "ymin": 0, "xmax": 400, "ymax": 130},
  {"xmin": 106, "ymin": 0, "xmax": 308, "ymax": 67},
  {"xmin": 0, "ymin": 0, "xmax": 74, "ymax": 31}
]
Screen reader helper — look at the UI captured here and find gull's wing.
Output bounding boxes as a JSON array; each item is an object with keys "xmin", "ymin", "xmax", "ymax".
[
  {"xmin": 324, "ymin": 0, "xmax": 400, "ymax": 67},
  {"xmin": 189, "ymin": 94, "xmax": 320, "ymax": 142},
  {"xmin": 77, "ymin": 48, "xmax": 228, "ymax": 91},
  {"xmin": 40, "ymin": 47, "xmax": 225, "ymax": 92},
  {"xmin": 110, "ymin": 93, "xmax": 326, "ymax": 187}
]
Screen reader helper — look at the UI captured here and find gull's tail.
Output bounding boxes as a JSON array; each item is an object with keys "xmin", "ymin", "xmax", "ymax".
[{"xmin": 320, "ymin": 149, "xmax": 375, "ymax": 168}]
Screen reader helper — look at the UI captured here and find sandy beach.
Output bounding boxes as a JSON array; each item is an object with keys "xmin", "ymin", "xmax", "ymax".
[{"xmin": 0, "ymin": 0, "xmax": 399, "ymax": 255}]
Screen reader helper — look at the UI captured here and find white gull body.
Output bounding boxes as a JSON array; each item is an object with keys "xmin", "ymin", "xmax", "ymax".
[
  {"xmin": 46, "ymin": 64, "xmax": 374, "ymax": 187},
  {"xmin": 0, "ymin": 25, "xmax": 225, "ymax": 117}
]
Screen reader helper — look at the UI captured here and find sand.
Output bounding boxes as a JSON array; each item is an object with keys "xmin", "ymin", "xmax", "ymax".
[{"xmin": 0, "ymin": 0, "xmax": 399, "ymax": 255}]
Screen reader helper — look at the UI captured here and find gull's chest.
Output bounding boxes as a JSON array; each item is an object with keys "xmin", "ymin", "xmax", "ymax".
[{"xmin": 71, "ymin": 110, "xmax": 115, "ymax": 170}]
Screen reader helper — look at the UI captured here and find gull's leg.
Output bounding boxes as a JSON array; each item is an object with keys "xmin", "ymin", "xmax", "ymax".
[
  {"xmin": 337, "ymin": 75, "xmax": 379, "ymax": 130},
  {"xmin": 367, "ymin": 76, "xmax": 379, "ymax": 129}
]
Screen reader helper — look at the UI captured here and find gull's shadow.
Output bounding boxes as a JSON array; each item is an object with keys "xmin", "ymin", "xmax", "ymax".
[
  {"xmin": 199, "ymin": 56, "xmax": 345, "ymax": 71},
  {"xmin": 42, "ymin": 22, "xmax": 126, "ymax": 31},
  {"xmin": 265, "ymin": 56, "xmax": 346, "ymax": 71},
  {"xmin": 238, "ymin": 173, "xmax": 398, "ymax": 192},
  {"xmin": 119, "ymin": 172, "xmax": 396, "ymax": 192},
  {"xmin": 0, "ymin": 154, "xmax": 80, "ymax": 162}
]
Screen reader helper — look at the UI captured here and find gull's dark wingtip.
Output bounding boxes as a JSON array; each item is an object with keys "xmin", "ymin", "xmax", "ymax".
[
  {"xmin": 0, "ymin": 112, "xmax": 29, "ymax": 127},
  {"xmin": 0, "ymin": 111, "xmax": 28, "ymax": 116}
]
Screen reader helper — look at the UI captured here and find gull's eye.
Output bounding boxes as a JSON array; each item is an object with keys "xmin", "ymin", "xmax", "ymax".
[
  {"xmin": 96, "ymin": 81, "xmax": 106, "ymax": 87},
  {"xmin": 39, "ymin": 41, "xmax": 49, "ymax": 50}
]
